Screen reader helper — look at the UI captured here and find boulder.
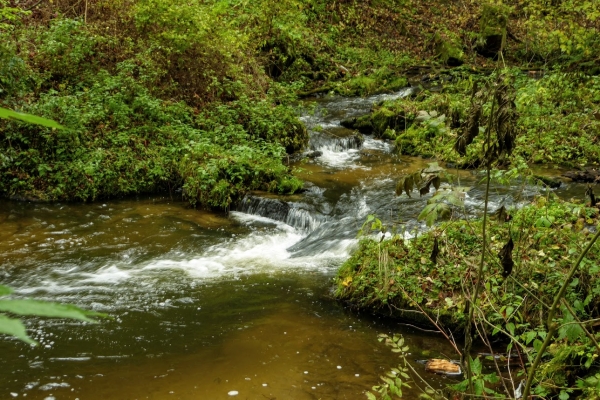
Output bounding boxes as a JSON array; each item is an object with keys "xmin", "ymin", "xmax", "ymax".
[
  {"xmin": 433, "ymin": 32, "xmax": 465, "ymax": 66},
  {"xmin": 340, "ymin": 115, "xmax": 374, "ymax": 134},
  {"xmin": 475, "ymin": 4, "xmax": 509, "ymax": 59},
  {"xmin": 562, "ymin": 169, "xmax": 600, "ymax": 183}
]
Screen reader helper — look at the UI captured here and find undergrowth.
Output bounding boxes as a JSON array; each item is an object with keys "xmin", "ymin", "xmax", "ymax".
[
  {"xmin": 336, "ymin": 195, "xmax": 600, "ymax": 398},
  {"xmin": 350, "ymin": 69, "xmax": 600, "ymax": 168}
]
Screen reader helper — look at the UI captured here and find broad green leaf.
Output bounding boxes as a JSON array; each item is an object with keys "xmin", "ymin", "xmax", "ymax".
[
  {"xmin": 559, "ymin": 321, "xmax": 585, "ymax": 343},
  {"xmin": 525, "ymin": 330, "xmax": 537, "ymax": 344},
  {"xmin": 0, "ymin": 107, "xmax": 66, "ymax": 130},
  {"xmin": 0, "ymin": 299, "xmax": 105, "ymax": 322},
  {"xmin": 474, "ymin": 379, "xmax": 484, "ymax": 395},
  {"xmin": 447, "ymin": 192, "xmax": 465, "ymax": 207},
  {"xmin": 366, "ymin": 392, "xmax": 377, "ymax": 400},
  {"xmin": 506, "ymin": 322, "xmax": 515, "ymax": 336},
  {"xmin": 438, "ymin": 204, "xmax": 451, "ymax": 220},
  {"xmin": 0, "ymin": 314, "xmax": 36, "ymax": 345},
  {"xmin": 470, "ymin": 356, "xmax": 482, "ymax": 375},
  {"xmin": 485, "ymin": 373, "xmax": 500, "ymax": 384},
  {"xmin": 0, "ymin": 285, "xmax": 13, "ymax": 296},
  {"xmin": 535, "ymin": 216, "xmax": 552, "ymax": 228},
  {"xmin": 418, "ymin": 203, "xmax": 439, "ymax": 227}
]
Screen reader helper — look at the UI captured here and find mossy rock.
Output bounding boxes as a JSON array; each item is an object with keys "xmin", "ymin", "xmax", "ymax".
[
  {"xmin": 476, "ymin": 3, "xmax": 508, "ymax": 58},
  {"xmin": 284, "ymin": 121, "xmax": 309, "ymax": 154},
  {"xmin": 534, "ymin": 175, "xmax": 562, "ymax": 189},
  {"xmin": 340, "ymin": 114, "xmax": 375, "ymax": 134},
  {"xmin": 341, "ymin": 107, "xmax": 410, "ymax": 137},
  {"xmin": 381, "ymin": 76, "xmax": 409, "ymax": 93},
  {"xmin": 372, "ymin": 107, "xmax": 409, "ymax": 136},
  {"xmin": 434, "ymin": 32, "xmax": 464, "ymax": 67}
]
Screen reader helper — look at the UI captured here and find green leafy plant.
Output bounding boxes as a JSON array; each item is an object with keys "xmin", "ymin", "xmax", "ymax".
[
  {"xmin": 0, "ymin": 109, "xmax": 106, "ymax": 345},
  {"xmin": 0, "ymin": 107, "xmax": 65, "ymax": 129},
  {"xmin": 0, "ymin": 285, "xmax": 107, "ymax": 345},
  {"xmin": 367, "ymin": 334, "xmax": 413, "ymax": 400}
]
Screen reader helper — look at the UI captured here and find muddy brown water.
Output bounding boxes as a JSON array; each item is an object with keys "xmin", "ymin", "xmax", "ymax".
[{"xmin": 0, "ymin": 89, "xmax": 588, "ymax": 400}]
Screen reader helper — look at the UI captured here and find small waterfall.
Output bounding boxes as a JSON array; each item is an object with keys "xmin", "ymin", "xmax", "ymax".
[
  {"xmin": 309, "ymin": 132, "xmax": 363, "ymax": 153},
  {"xmin": 236, "ymin": 195, "xmax": 324, "ymax": 231}
]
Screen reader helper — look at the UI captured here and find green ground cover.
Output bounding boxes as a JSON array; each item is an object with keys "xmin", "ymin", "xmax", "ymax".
[
  {"xmin": 343, "ymin": 70, "xmax": 600, "ymax": 169},
  {"xmin": 1, "ymin": 0, "xmax": 598, "ymax": 206},
  {"xmin": 336, "ymin": 195, "xmax": 600, "ymax": 398}
]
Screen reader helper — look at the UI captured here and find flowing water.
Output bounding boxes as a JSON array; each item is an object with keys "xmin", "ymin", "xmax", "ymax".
[{"xmin": 0, "ymin": 89, "xmax": 586, "ymax": 400}]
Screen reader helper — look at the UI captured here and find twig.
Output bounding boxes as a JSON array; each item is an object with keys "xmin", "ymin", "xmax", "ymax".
[
  {"xmin": 560, "ymin": 299, "xmax": 600, "ymax": 353},
  {"xmin": 394, "ymin": 322, "xmax": 443, "ymax": 334},
  {"xmin": 521, "ymin": 225, "xmax": 600, "ymax": 399},
  {"xmin": 399, "ymin": 287, "xmax": 462, "ymax": 356},
  {"xmin": 473, "ymin": 311, "xmax": 512, "ymax": 397},
  {"xmin": 464, "ymin": 81, "xmax": 498, "ymax": 394}
]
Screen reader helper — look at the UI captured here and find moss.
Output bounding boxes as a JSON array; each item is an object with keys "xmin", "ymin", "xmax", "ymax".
[
  {"xmin": 332, "ymin": 74, "xmax": 408, "ymax": 97},
  {"xmin": 371, "ymin": 107, "xmax": 405, "ymax": 136},
  {"xmin": 476, "ymin": 3, "xmax": 509, "ymax": 58},
  {"xmin": 334, "ymin": 196, "xmax": 600, "ymax": 336},
  {"xmin": 434, "ymin": 32, "xmax": 465, "ymax": 66},
  {"xmin": 341, "ymin": 104, "xmax": 411, "ymax": 137},
  {"xmin": 340, "ymin": 114, "xmax": 374, "ymax": 134}
]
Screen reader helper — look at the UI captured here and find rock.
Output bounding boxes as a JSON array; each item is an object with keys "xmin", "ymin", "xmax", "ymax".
[
  {"xmin": 475, "ymin": 34, "xmax": 504, "ymax": 58},
  {"xmin": 370, "ymin": 108, "xmax": 409, "ymax": 136},
  {"xmin": 305, "ymin": 150, "xmax": 322, "ymax": 159},
  {"xmin": 342, "ymin": 108, "xmax": 410, "ymax": 137},
  {"xmin": 433, "ymin": 32, "xmax": 464, "ymax": 66},
  {"xmin": 534, "ymin": 175, "xmax": 562, "ymax": 189},
  {"xmin": 476, "ymin": 4, "xmax": 509, "ymax": 59},
  {"xmin": 562, "ymin": 169, "xmax": 600, "ymax": 183},
  {"xmin": 340, "ymin": 115, "xmax": 374, "ymax": 134}
]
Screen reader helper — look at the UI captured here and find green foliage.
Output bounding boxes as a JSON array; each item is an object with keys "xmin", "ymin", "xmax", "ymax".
[
  {"xmin": 0, "ymin": 107, "xmax": 65, "ymax": 129},
  {"xmin": 35, "ymin": 19, "xmax": 101, "ymax": 80},
  {"xmin": 369, "ymin": 70, "xmax": 600, "ymax": 168},
  {"xmin": 522, "ymin": 0, "xmax": 600, "ymax": 63},
  {"xmin": 0, "ymin": 34, "xmax": 32, "ymax": 98},
  {"xmin": 451, "ymin": 356, "xmax": 500, "ymax": 397},
  {"xmin": 338, "ymin": 194, "xmax": 600, "ymax": 398},
  {"xmin": 0, "ymin": 66, "xmax": 305, "ymax": 207},
  {"xmin": 0, "ymin": 0, "xmax": 28, "ymax": 31},
  {"xmin": 335, "ymin": 195, "xmax": 600, "ymax": 333},
  {"xmin": 358, "ymin": 214, "xmax": 384, "ymax": 238},
  {"xmin": 0, "ymin": 285, "xmax": 106, "ymax": 345},
  {"xmin": 368, "ymin": 334, "xmax": 414, "ymax": 400}
]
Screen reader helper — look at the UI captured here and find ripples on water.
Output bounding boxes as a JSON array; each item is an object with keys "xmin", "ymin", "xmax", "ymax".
[{"xmin": 0, "ymin": 89, "xmax": 585, "ymax": 399}]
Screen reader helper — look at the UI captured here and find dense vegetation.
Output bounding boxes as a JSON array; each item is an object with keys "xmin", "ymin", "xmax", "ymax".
[
  {"xmin": 343, "ymin": 70, "xmax": 600, "ymax": 168},
  {"xmin": 1, "ymin": 0, "xmax": 598, "ymax": 207},
  {"xmin": 1, "ymin": 1, "xmax": 599, "ymax": 397}
]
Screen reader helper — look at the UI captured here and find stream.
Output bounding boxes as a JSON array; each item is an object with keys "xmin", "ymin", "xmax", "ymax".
[{"xmin": 0, "ymin": 89, "xmax": 587, "ymax": 400}]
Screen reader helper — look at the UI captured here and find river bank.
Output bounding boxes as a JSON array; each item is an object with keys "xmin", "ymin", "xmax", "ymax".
[
  {"xmin": 2, "ymin": 2, "xmax": 600, "ymax": 399},
  {"xmin": 1, "ymin": 1, "xmax": 598, "ymax": 207}
]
